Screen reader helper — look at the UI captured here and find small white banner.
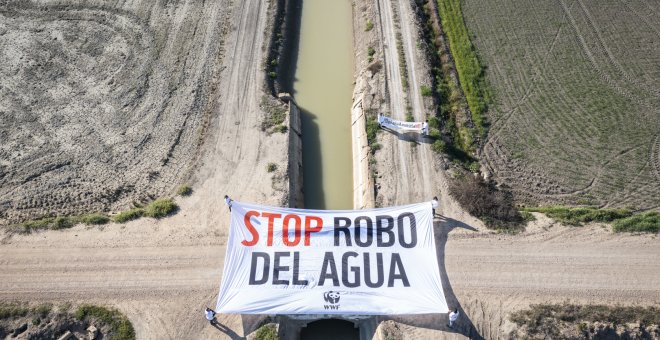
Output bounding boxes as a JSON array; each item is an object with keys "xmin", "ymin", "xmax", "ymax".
[
  {"xmin": 382, "ymin": 116, "xmax": 423, "ymax": 132},
  {"xmin": 216, "ymin": 201, "xmax": 448, "ymax": 315}
]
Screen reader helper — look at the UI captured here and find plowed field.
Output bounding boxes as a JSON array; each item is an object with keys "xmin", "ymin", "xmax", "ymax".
[
  {"xmin": 0, "ymin": 1, "xmax": 228, "ymax": 225},
  {"xmin": 462, "ymin": 0, "xmax": 660, "ymax": 209}
]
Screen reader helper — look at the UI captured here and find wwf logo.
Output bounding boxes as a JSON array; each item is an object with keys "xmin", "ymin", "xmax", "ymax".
[{"xmin": 323, "ymin": 291, "xmax": 340, "ymax": 304}]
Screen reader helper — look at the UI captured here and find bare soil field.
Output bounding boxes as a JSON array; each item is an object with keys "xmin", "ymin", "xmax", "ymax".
[
  {"xmin": 0, "ymin": 0, "xmax": 229, "ymax": 225},
  {"xmin": 460, "ymin": 0, "xmax": 660, "ymax": 210},
  {"xmin": 1, "ymin": 0, "xmax": 288, "ymax": 337}
]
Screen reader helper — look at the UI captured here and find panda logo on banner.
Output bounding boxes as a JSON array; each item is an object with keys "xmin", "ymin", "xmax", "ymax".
[
  {"xmin": 323, "ymin": 291, "xmax": 341, "ymax": 310},
  {"xmin": 323, "ymin": 291, "xmax": 340, "ymax": 304}
]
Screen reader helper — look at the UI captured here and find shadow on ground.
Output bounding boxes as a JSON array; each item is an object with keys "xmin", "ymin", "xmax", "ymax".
[
  {"xmin": 383, "ymin": 214, "xmax": 484, "ymax": 339},
  {"xmin": 381, "ymin": 126, "xmax": 436, "ymax": 145}
]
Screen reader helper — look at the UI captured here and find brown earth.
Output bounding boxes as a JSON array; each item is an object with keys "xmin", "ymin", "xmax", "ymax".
[
  {"xmin": 0, "ymin": 0, "xmax": 228, "ymax": 225},
  {"xmin": 464, "ymin": 0, "xmax": 660, "ymax": 210},
  {"xmin": 0, "ymin": 0, "xmax": 659, "ymax": 340}
]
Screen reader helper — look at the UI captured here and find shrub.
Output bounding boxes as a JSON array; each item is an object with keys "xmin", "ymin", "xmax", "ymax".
[
  {"xmin": 268, "ymin": 71, "xmax": 277, "ymax": 79},
  {"xmin": 0, "ymin": 303, "xmax": 30, "ymax": 319},
  {"xmin": 370, "ymin": 142, "xmax": 381, "ymax": 153},
  {"xmin": 0, "ymin": 303, "xmax": 51, "ymax": 320},
  {"xmin": 365, "ymin": 20, "xmax": 374, "ymax": 32},
  {"xmin": 76, "ymin": 305, "xmax": 135, "ymax": 340},
  {"xmin": 429, "ymin": 128, "xmax": 441, "ymax": 140},
  {"xmin": 113, "ymin": 208, "xmax": 145, "ymax": 223},
  {"xmin": 467, "ymin": 161, "xmax": 480, "ymax": 173},
  {"xmin": 428, "ymin": 116, "xmax": 440, "ymax": 129},
  {"xmin": 52, "ymin": 216, "xmax": 74, "ymax": 230},
  {"xmin": 367, "ymin": 60, "xmax": 382, "ymax": 74},
  {"xmin": 520, "ymin": 211, "xmax": 536, "ymax": 222},
  {"xmin": 274, "ymin": 125, "xmax": 288, "ymax": 133},
  {"xmin": 34, "ymin": 304, "xmax": 52, "ymax": 317},
  {"xmin": 176, "ymin": 185, "xmax": 193, "ymax": 196},
  {"xmin": 79, "ymin": 214, "xmax": 110, "ymax": 225},
  {"xmin": 366, "ymin": 115, "xmax": 380, "ymax": 146},
  {"xmin": 260, "ymin": 97, "xmax": 287, "ymax": 131},
  {"xmin": 22, "ymin": 217, "xmax": 55, "ymax": 232},
  {"xmin": 510, "ymin": 304, "xmax": 660, "ymax": 339},
  {"xmin": 613, "ymin": 212, "xmax": 659, "ymax": 233},
  {"xmin": 420, "ymin": 85, "xmax": 433, "ymax": 97},
  {"xmin": 450, "ymin": 176, "xmax": 523, "ymax": 230},
  {"xmin": 144, "ymin": 198, "xmax": 178, "ymax": 218},
  {"xmin": 267, "ymin": 163, "xmax": 277, "ymax": 172},
  {"xmin": 255, "ymin": 324, "xmax": 278, "ymax": 340},
  {"xmin": 431, "ymin": 140, "xmax": 447, "ymax": 153}
]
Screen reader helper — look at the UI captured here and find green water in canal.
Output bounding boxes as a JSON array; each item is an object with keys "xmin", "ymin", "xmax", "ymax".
[{"xmin": 294, "ymin": 0, "xmax": 354, "ymax": 210}]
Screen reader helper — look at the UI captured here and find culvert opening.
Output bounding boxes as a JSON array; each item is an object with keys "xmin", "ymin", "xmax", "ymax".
[{"xmin": 300, "ymin": 319, "xmax": 359, "ymax": 340}]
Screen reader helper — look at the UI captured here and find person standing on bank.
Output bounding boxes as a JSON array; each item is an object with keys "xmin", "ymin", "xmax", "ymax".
[
  {"xmin": 432, "ymin": 196, "xmax": 439, "ymax": 216},
  {"xmin": 448, "ymin": 308, "xmax": 459, "ymax": 328},
  {"xmin": 205, "ymin": 307, "xmax": 217, "ymax": 325},
  {"xmin": 224, "ymin": 195, "xmax": 233, "ymax": 212},
  {"xmin": 422, "ymin": 120, "xmax": 429, "ymax": 136}
]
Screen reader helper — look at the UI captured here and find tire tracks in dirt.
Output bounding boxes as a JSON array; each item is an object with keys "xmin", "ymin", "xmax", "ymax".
[
  {"xmin": 558, "ymin": 0, "xmax": 654, "ymax": 115},
  {"xmin": 375, "ymin": 0, "xmax": 444, "ymax": 205},
  {"xmin": 0, "ymin": 0, "xmax": 285, "ymax": 338}
]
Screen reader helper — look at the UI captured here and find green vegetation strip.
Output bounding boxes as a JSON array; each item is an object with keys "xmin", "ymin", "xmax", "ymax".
[
  {"xmin": 0, "ymin": 303, "xmax": 51, "ymax": 319},
  {"xmin": 16, "ymin": 198, "xmax": 179, "ymax": 233},
  {"xmin": 511, "ymin": 304, "xmax": 659, "ymax": 336},
  {"xmin": 395, "ymin": 32, "xmax": 409, "ymax": 90},
  {"xmin": 436, "ymin": 0, "xmax": 489, "ymax": 136},
  {"xmin": 613, "ymin": 212, "xmax": 659, "ymax": 233},
  {"xmin": 75, "ymin": 305, "xmax": 135, "ymax": 340},
  {"xmin": 254, "ymin": 324, "xmax": 278, "ymax": 340},
  {"xmin": 366, "ymin": 115, "xmax": 381, "ymax": 153},
  {"xmin": 176, "ymin": 184, "xmax": 193, "ymax": 196},
  {"xmin": 522, "ymin": 206, "xmax": 632, "ymax": 226}
]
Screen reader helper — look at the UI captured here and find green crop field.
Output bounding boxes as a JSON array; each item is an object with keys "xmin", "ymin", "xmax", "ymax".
[{"xmin": 460, "ymin": 0, "xmax": 660, "ymax": 209}]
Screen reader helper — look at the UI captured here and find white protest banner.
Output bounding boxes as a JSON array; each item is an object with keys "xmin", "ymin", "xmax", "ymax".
[
  {"xmin": 216, "ymin": 201, "xmax": 448, "ymax": 315},
  {"xmin": 382, "ymin": 116, "xmax": 423, "ymax": 132}
]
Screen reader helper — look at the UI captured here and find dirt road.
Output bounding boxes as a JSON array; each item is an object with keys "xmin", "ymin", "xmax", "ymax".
[
  {"xmin": 374, "ymin": 0, "xmax": 455, "ymax": 213},
  {"xmin": 1, "ymin": 0, "xmax": 659, "ymax": 339},
  {"xmin": 2, "ymin": 213, "xmax": 658, "ymax": 339}
]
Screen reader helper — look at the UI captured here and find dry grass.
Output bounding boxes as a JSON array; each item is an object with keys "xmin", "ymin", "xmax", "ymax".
[
  {"xmin": 522, "ymin": 206, "xmax": 632, "ymax": 226},
  {"xmin": 510, "ymin": 303, "xmax": 660, "ymax": 339}
]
